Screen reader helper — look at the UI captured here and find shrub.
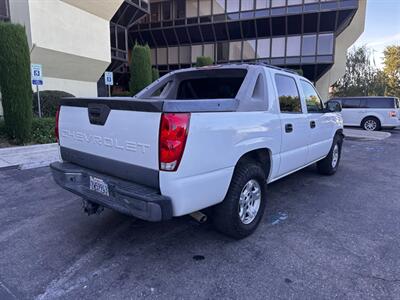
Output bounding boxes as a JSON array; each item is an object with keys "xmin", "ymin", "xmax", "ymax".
[
  {"xmin": 196, "ymin": 56, "xmax": 214, "ymax": 67},
  {"xmin": 112, "ymin": 91, "xmax": 131, "ymax": 97},
  {"xmin": 32, "ymin": 90, "xmax": 74, "ymax": 118},
  {"xmin": 129, "ymin": 44, "xmax": 152, "ymax": 96},
  {"xmin": 152, "ymin": 68, "xmax": 160, "ymax": 82},
  {"xmin": 0, "ymin": 22, "xmax": 32, "ymax": 143},
  {"xmin": 30, "ymin": 117, "xmax": 56, "ymax": 144},
  {"xmin": 0, "ymin": 120, "xmax": 6, "ymax": 138}
]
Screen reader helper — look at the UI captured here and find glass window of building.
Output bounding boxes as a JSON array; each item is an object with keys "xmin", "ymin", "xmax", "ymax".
[
  {"xmin": 257, "ymin": 38, "xmax": 270, "ymax": 58},
  {"xmin": 275, "ymin": 74, "xmax": 302, "ymax": 113},
  {"xmin": 256, "ymin": 0, "xmax": 270, "ymax": 9},
  {"xmin": 300, "ymin": 80, "xmax": 324, "ymax": 112},
  {"xmin": 150, "ymin": 2, "xmax": 161, "ymax": 22},
  {"xmin": 157, "ymin": 48, "xmax": 168, "ymax": 65},
  {"xmin": 204, "ymin": 43, "xmax": 215, "ymax": 60},
  {"xmin": 151, "ymin": 48, "xmax": 157, "ymax": 65},
  {"xmin": 213, "ymin": 0, "xmax": 225, "ymax": 14},
  {"xmin": 199, "ymin": 0, "xmax": 212, "ymax": 16},
  {"xmin": 317, "ymin": 33, "xmax": 334, "ymax": 55},
  {"xmin": 304, "ymin": 0, "xmax": 319, "ymax": 3},
  {"xmin": 271, "ymin": 0, "xmax": 286, "ymax": 7},
  {"xmin": 116, "ymin": 26, "xmax": 126, "ymax": 51},
  {"xmin": 180, "ymin": 46, "xmax": 191, "ymax": 64},
  {"xmin": 175, "ymin": 0, "xmax": 186, "ymax": 19},
  {"xmin": 162, "ymin": 1, "xmax": 171, "ymax": 20},
  {"xmin": 302, "ymin": 35, "xmax": 316, "ymax": 55},
  {"xmin": 227, "ymin": 0, "xmax": 240, "ymax": 13},
  {"xmin": 168, "ymin": 47, "xmax": 179, "ymax": 64},
  {"xmin": 217, "ymin": 42, "xmax": 229, "ymax": 61},
  {"xmin": 288, "ymin": 0, "xmax": 302, "ymax": 5},
  {"xmin": 243, "ymin": 40, "xmax": 256, "ymax": 60},
  {"xmin": 229, "ymin": 41, "xmax": 242, "ymax": 60},
  {"xmin": 271, "ymin": 37, "xmax": 285, "ymax": 58},
  {"xmin": 241, "ymin": 0, "xmax": 254, "ymax": 11},
  {"xmin": 0, "ymin": 0, "xmax": 8, "ymax": 18},
  {"xmin": 286, "ymin": 36, "xmax": 301, "ymax": 56},
  {"xmin": 186, "ymin": 0, "xmax": 198, "ymax": 18},
  {"xmin": 110, "ymin": 25, "xmax": 116, "ymax": 48},
  {"xmin": 191, "ymin": 45, "xmax": 203, "ymax": 63}
]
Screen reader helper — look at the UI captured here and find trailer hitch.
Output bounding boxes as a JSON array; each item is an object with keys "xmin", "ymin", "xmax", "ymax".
[{"xmin": 82, "ymin": 200, "xmax": 104, "ymax": 216}]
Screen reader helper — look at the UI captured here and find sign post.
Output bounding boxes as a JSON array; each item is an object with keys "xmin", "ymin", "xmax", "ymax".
[
  {"xmin": 104, "ymin": 71, "xmax": 113, "ymax": 97},
  {"xmin": 31, "ymin": 64, "xmax": 43, "ymax": 118}
]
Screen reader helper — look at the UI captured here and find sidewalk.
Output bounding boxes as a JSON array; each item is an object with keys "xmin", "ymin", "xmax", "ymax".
[
  {"xmin": 0, "ymin": 143, "xmax": 60, "ymax": 170},
  {"xmin": 343, "ymin": 128, "xmax": 392, "ymax": 141}
]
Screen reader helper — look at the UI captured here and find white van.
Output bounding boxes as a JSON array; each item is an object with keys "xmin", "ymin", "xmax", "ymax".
[{"xmin": 328, "ymin": 97, "xmax": 400, "ymax": 131}]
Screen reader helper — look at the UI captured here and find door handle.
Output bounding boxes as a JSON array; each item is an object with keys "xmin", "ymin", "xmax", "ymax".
[
  {"xmin": 310, "ymin": 120, "xmax": 316, "ymax": 128},
  {"xmin": 285, "ymin": 123, "xmax": 293, "ymax": 133}
]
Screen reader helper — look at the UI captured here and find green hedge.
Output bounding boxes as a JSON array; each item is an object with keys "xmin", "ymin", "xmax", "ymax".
[
  {"xmin": 0, "ymin": 22, "xmax": 32, "ymax": 143},
  {"xmin": 129, "ymin": 44, "xmax": 152, "ymax": 96},
  {"xmin": 196, "ymin": 56, "xmax": 214, "ymax": 67},
  {"xmin": 30, "ymin": 117, "xmax": 56, "ymax": 144},
  {"xmin": 0, "ymin": 118, "xmax": 55, "ymax": 145},
  {"xmin": 32, "ymin": 90, "xmax": 74, "ymax": 117}
]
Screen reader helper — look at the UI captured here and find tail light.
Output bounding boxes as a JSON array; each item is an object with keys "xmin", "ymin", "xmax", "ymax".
[
  {"xmin": 389, "ymin": 111, "xmax": 397, "ymax": 117},
  {"xmin": 159, "ymin": 113, "xmax": 190, "ymax": 171},
  {"xmin": 55, "ymin": 107, "xmax": 60, "ymax": 143}
]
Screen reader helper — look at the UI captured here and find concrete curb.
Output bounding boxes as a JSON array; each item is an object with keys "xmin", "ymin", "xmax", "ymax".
[
  {"xmin": 0, "ymin": 143, "xmax": 60, "ymax": 171},
  {"xmin": 343, "ymin": 128, "xmax": 391, "ymax": 141}
]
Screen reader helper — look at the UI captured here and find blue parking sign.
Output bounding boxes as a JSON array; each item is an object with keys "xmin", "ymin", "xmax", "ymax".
[
  {"xmin": 105, "ymin": 72, "xmax": 113, "ymax": 86},
  {"xmin": 31, "ymin": 64, "xmax": 43, "ymax": 85}
]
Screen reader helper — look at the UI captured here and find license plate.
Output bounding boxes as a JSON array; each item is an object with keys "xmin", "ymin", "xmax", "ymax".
[{"xmin": 89, "ymin": 176, "xmax": 109, "ymax": 196}]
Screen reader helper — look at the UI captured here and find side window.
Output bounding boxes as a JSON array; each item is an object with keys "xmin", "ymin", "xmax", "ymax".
[
  {"xmin": 366, "ymin": 98, "xmax": 395, "ymax": 108},
  {"xmin": 275, "ymin": 74, "xmax": 302, "ymax": 113},
  {"xmin": 342, "ymin": 99, "xmax": 360, "ymax": 108},
  {"xmin": 300, "ymin": 80, "xmax": 324, "ymax": 112}
]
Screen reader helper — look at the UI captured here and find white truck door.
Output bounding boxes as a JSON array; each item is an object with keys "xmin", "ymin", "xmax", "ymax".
[
  {"xmin": 300, "ymin": 80, "xmax": 333, "ymax": 162},
  {"xmin": 274, "ymin": 73, "xmax": 309, "ymax": 176}
]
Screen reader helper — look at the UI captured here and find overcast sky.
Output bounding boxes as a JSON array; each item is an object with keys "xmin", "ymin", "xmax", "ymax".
[{"xmin": 353, "ymin": 0, "xmax": 400, "ymax": 68}]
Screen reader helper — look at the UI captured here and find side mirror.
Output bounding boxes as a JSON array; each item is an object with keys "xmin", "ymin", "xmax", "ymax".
[{"xmin": 327, "ymin": 101, "xmax": 342, "ymax": 112}]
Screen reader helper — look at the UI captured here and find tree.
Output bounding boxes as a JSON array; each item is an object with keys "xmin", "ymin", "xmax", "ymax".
[
  {"xmin": 382, "ymin": 45, "xmax": 400, "ymax": 98},
  {"xmin": 152, "ymin": 67, "xmax": 160, "ymax": 82},
  {"xmin": 0, "ymin": 22, "xmax": 32, "ymax": 143},
  {"xmin": 129, "ymin": 44, "xmax": 152, "ymax": 96},
  {"xmin": 332, "ymin": 46, "xmax": 379, "ymax": 97},
  {"xmin": 196, "ymin": 56, "xmax": 213, "ymax": 67}
]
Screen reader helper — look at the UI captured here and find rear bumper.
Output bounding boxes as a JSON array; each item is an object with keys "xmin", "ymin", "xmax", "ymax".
[{"xmin": 50, "ymin": 162, "xmax": 172, "ymax": 222}]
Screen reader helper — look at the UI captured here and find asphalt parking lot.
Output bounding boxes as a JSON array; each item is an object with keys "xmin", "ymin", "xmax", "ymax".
[{"xmin": 1, "ymin": 130, "xmax": 400, "ymax": 300}]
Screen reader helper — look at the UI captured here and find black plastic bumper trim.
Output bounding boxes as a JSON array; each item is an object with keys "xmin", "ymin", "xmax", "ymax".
[{"xmin": 50, "ymin": 161, "xmax": 172, "ymax": 222}]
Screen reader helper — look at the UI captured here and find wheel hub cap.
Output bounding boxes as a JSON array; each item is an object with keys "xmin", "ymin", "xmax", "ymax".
[
  {"xmin": 365, "ymin": 120, "xmax": 377, "ymax": 131},
  {"xmin": 238, "ymin": 179, "xmax": 261, "ymax": 225},
  {"xmin": 332, "ymin": 144, "xmax": 339, "ymax": 168}
]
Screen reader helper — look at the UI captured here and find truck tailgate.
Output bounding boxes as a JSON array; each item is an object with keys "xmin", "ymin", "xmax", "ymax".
[{"xmin": 58, "ymin": 105, "xmax": 161, "ymax": 187}]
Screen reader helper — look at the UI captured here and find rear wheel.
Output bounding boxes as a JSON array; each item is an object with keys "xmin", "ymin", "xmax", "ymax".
[
  {"xmin": 362, "ymin": 117, "xmax": 381, "ymax": 131},
  {"xmin": 213, "ymin": 161, "xmax": 266, "ymax": 239},
  {"xmin": 317, "ymin": 135, "xmax": 343, "ymax": 175}
]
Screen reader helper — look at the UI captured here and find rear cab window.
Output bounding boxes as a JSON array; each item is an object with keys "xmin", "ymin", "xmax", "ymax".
[
  {"xmin": 145, "ymin": 68, "xmax": 248, "ymax": 100},
  {"xmin": 275, "ymin": 74, "xmax": 302, "ymax": 113}
]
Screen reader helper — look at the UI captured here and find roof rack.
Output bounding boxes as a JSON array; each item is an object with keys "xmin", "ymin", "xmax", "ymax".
[{"xmin": 246, "ymin": 62, "xmax": 300, "ymax": 75}]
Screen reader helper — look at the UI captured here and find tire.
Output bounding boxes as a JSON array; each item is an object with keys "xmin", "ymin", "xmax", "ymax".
[
  {"xmin": 317, "ymin": 135, "xmax": 343, "ymax": 175},
  {"xmin": 213, "ymin": 161, "xmax": 267, "ymax": 239},
  {"xmin": 361, "ymin": 117, "xmax": 381, "ymax": 131}
]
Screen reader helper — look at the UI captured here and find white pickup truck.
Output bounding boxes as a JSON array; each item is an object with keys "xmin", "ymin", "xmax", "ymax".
[{"xmin": 51, "ymin": 64, "xmax": 344, "ymax": 239}]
